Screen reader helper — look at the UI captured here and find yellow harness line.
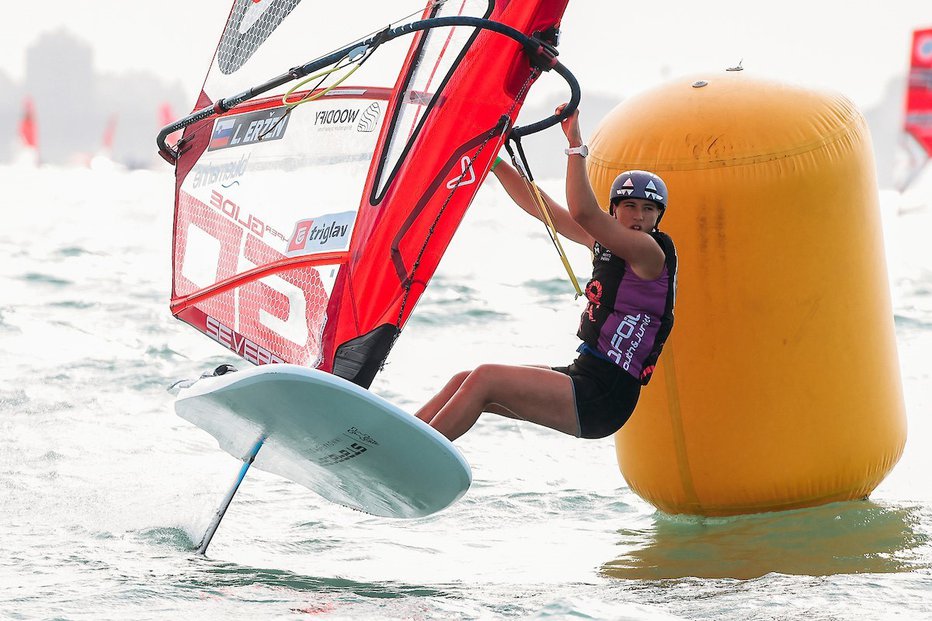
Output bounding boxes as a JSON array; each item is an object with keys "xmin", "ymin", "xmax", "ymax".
[
  {"xmin": 282, "ymin": 62, "xmax": 362, "ymax": 107},
  {"xmin": 523, "ymin": 178, "xmax": 583, "ymax": 298},
  {"xmin": 285, "ymin": 58, "xmax": 583, "ymax": 299}
]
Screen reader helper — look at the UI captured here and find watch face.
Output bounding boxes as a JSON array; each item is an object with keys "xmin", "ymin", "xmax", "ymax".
[{"xmin": 579, "ymin": 145, "xmax": 589, "ymax": 156}]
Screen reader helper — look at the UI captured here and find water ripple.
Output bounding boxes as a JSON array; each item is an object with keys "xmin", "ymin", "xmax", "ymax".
[
  {"xmin": 18, "ymin": 272, "xmax": 73, "ymax": 287},
  {"xmin": 185, "ymin": 562, "xmax": 449, "ymax": 599},
  {"xmin": 602, "ymin": 500, "xmax": 932, "ymax": 581}
]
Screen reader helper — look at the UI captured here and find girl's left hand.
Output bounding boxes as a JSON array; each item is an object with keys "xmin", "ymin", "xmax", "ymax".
[{"xmin": 555, "ymin": 103, "xmax": 582, "ymax": 145}]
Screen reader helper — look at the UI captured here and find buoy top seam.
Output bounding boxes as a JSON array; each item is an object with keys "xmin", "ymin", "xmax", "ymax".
[{"xmin": 591, "ymin": 101, "xmax": 865, "ymax": 173}]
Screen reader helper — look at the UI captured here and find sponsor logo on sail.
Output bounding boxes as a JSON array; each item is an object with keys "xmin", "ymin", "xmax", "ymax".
[
  {"xmin": 314, "ymin": 108, "xmax": 357, "ymax": 125},
  {"xmin": 356, "ymin": 102, "xmax": 381, "ymax": 132},
  {"xmin": 445, "ymin": 155, "xmax": 476, "ymax": 189},
  {"xmin": 311, "ymin": 104, "xmax": 383, "ymax": 133},
  {"xmin": 191, "ymin": 154, "xmax": 249, "ymax": 188},
  {"xmin": 287, "ymin": 211, "xmax": 356, "ymax": 255},
  {"xmin": 209, "ymin": 189, "xmax": 265, "ymax": 237},
  {"xmin": 205, "ymin": 315, "xmax": 285, "ymax": 365},
  {"xmin": 208, "ymin": 107, "xmax": 290, "ymax": 151}
]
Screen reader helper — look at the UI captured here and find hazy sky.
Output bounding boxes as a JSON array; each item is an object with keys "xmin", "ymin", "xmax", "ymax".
[{"xmin": 3, "ymin": 1, "xmax": 928, "ymax": 110}]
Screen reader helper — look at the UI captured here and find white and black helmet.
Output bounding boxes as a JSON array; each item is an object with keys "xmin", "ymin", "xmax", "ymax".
[
  {"xmin": 608, "ymin": 170, "xmax": 669, "ymax": 228},
  {"xmin": 609, "ymin": 170, "xmax": 667, "ymax": 209}
]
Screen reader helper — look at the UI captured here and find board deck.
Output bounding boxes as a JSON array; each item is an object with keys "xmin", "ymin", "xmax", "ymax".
[{"xmin": 175, "ymin": 364, "xmax": 471, "ymax": 518}]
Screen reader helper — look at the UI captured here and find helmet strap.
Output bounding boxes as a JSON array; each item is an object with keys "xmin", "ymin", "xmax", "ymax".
[{"xmin": 654, "ymin": 207, "xmax": 666, "ymax": 229}]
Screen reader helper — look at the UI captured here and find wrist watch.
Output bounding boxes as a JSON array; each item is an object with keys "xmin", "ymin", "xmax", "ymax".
[{"xmin": 564, "ymin": 145, "xmax": 589, "ymax": 157}]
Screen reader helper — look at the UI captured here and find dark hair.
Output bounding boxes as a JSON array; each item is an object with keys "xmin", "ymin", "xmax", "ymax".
[{"xmin": 609, "ymin": 197, "xmax": 665, "ymax": 217}]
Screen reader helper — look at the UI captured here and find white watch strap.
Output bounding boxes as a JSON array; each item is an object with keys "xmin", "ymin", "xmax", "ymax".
[{"xmin": 564, "ymin": 145, "xmax": 588, "ymax": 157}]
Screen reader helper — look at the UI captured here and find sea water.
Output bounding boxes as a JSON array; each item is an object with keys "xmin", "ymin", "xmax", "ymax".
[{"xmin": 0, "ymin": 165, "xmax": 930, "ymax": 620}]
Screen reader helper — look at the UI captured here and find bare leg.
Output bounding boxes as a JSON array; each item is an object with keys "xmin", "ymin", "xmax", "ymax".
[
  {"xmin": 414, "ymin": 370, "xmax": 470, "ymax": 425},
  {"xmin": 427, "ymin": 363, "xmax": 578, "ymax": 441}
]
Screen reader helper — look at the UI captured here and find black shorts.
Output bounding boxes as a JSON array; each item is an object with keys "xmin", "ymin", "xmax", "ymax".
[{"xmin": 552, "ymin": 353, "xmax": 641, "ymax": 439}]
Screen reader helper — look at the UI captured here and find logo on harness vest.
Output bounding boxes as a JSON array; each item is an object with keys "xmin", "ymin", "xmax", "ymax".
[{"xmin": 607, "ymin": 313, "xmax": 651, "ymax": 370}]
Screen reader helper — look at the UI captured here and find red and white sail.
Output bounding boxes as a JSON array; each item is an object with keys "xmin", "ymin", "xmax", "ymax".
[
  {"xmin": 159, "ymin": 103, "xmax": 183, "ymax": 150},
  {"xmin": 898, "ymin": 27, "xmax": 932, "ymax": 190},
  {"xmin": 14, "ymin": 97, "xmax": 40, "ymax": 166},
  {"xmin": 168, "ymin": 0, "xmax": 569, "ymax": 387},
  {"xmin": 91, "ymin": 114, "xmax": 122, "ymax": 170}
]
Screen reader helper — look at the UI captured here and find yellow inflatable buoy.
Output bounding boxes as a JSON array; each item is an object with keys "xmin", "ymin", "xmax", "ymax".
[{"xmin": 587, "ymin": 71, "xmax": 907, "ymax": 516}]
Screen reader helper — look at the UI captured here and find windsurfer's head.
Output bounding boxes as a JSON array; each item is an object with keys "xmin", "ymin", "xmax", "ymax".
[{"xmin": 608, "ymin": 170, "xmax": 668, "ymax": 229}]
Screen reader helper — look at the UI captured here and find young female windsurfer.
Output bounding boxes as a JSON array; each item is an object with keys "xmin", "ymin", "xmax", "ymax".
[{"xmin": 415, "ymin": 105, "xmax": 677, "ymax": 441}]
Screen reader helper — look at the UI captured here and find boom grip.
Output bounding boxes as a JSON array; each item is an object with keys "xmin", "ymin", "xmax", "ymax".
[
  {"xmin": 155, "ymin": 15, "xmax": 580, "ymax": 163},
  {"xmin": 510, "ymin": 61, "xmax": 580, "ymax": 138}
]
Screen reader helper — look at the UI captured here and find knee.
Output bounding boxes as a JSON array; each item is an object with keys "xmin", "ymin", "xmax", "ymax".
[
  {"xmin": 450, "ymin": 369, "xmax": 472, "ymax": 385},
  {"xmin": 462, "ymin": 364, "xmax": 500, "ymax": 390},
  {"xmin": 451, "ymin": 365, "xmax": 503, "ymax": 398}
]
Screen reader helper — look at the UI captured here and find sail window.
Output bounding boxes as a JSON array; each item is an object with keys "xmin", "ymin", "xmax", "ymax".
[{"xmin": 372, "ymin": 0, "xmax": 492, "ymax": 202}]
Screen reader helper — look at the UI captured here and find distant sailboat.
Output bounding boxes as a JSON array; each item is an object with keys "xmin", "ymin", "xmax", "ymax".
[
  {"xmin": 158, "ymin": 103, "xmax": 183, "ymax": 149},
  {"xmin": 13, "ymin": 97, "xmax": 40, "ymax": 167},
  {"xmin": 90, "ymin": 113, "xmax": 123, "ymax": 171},
  {"xmin": 895, "ymin": 27, "xmax": 932, "ymax": 209}
]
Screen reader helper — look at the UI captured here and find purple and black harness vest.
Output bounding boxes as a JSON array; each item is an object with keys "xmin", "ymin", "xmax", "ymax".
[{"xmin": 577, "ymin": 231, "xmax": 677, "ymax": 385}]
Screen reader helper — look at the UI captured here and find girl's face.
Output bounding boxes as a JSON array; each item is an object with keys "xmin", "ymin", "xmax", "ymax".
[{"xmin": 612, "ymin": 198, "xmax": 661, "ymax": 232}]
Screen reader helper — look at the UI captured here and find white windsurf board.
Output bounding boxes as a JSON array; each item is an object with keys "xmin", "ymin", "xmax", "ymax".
[{"xmin": 175, "ymin": 364, "xmax": 471, "ymax": 518}]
